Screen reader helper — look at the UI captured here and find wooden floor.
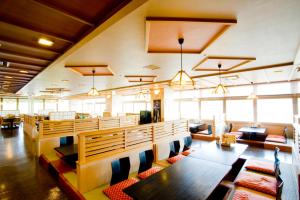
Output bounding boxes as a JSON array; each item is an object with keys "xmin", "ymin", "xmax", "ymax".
[
  {"xmin": 0, "ymin": 125, "xmax": 69, "ymax": 200},
  {"xmin": 192, "ymin": 139, "xmax": 292, "ymax": 164}
]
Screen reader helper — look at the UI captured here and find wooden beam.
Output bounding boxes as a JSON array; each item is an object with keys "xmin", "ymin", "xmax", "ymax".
[
  {"xmin": 0, "ymin": 51, "xmax": 52, "ymax": 63},
  {"xmin": 0, "ymin": 75, "xmax": 32, "ymax": 81},
  {"xmin": 124, "ymin": 75, "xmax": 157, "ymax": 78},
  {"xmin": 0, "ymin": 20, "xmax": 74, "ymax": 44},
  {"xmin": 32, "ymin": 0, "xmax": 95, "ymax": 27},
  {"xmin": 0, "ymin": 49, "xmax": 53, "ymax": 61},
  {"xmin": 0, "ymin": 38, "xmax": 60, "ymax": 55},
  {"xmin": 288, "ymin": 44, "xmax": 300, "ymax": 81},
  {"xmin": 0, "ymin": 71, "xmax": 34, "ymax": 78},
  {"xmin": 65, "ymin": 65, "xmax": 108, "ymax": 68},
  {"xmin": 8, "ymin": 61, "xmax": 44, "ymax": 71},
  {"xmin": 146, "ymin": 17, "xmax": 237, "ymax": 24},
  {"xmin": 0, "ymin": 67, "xmax": 39, "ymax": 74},
  {"xmin": 0, "ymin": 57, "xmax": 46, "ymax": 67}
]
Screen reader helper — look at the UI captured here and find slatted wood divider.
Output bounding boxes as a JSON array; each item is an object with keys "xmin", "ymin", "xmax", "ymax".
[
  {"xmin": 78, "ymin": 120, "xmax": 189, "ymax": 164},
  {"xmin": 23, "ymin": 114, "xmax": 38, "ymax": 138}
]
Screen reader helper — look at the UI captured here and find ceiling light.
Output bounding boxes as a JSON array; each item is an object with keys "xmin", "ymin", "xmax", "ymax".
[
  {"xmin": 62, "ymin": 80, "xmax": 69, "ymax": 82},
  {"xmin": 154, "ymin": 89, "xmax": 160, "ymax": 95},
  {"xmin": 106, "ymin": 94, "xmax": 111, "ymax": 99},
  {"xmin": 0, "ymin": 61, "xmax": 10, "ymax": 68},
  {"xmin": 4, "ymin": 76, "xmax": 12, "ymax": 79},
  {"xmin": 38, "ymin": 38, "xmax": 54, "ymax": 46},
  {"xmin": 87, "ymin": 69, "xmax": 99, "ymax": 96},
  {"xmin": 213, "ymin": 63, "xmax": 228, "ymax": 95},
  {"xmin": 19, "ymin": 70, "xmax": 28, "ymax": 73},
  {"xmin": 170, "ymin": 38, "xmax": 195, "ymax": 90},
  {"xmin": 112, "ymin": 90, "xmax": 116, "ymax": 95},
  {"xmin": 222, "ymin": 74, "xmax": 239, "ymax": 80}
]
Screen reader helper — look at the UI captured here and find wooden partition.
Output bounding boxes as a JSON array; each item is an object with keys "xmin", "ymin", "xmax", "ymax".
[
  {"xmin": 23, "ymin": 114, "xmax": 38, "ymax": 138},
  {"xmin": 77, "ymin": 120, "xmax": 189, "ymax": 193}
]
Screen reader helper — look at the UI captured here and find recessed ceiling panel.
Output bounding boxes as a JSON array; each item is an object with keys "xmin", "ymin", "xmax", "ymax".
[
  {"xmin": 125, "ymin": 75, "xmax": 157, "ymax": 82},
  {"xmin": 146, "ymin": 17, "xmax": 236, "ymax": 53},
  {"xmin": 65, "ymin": 65, "xmax": 114, "ymax": 76}
]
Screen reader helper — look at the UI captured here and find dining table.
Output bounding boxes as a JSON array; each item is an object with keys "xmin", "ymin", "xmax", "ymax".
[
  {"xmin": 238, "ymin": 127, "xmax": 267, "ymax": 141},
  {"xmin": 54, "ymin": 144, "xmax": 78, "ymax": 168},
  {"xmin": 124, "ymin": 156, "xmax": 231, "ymax": 200}
]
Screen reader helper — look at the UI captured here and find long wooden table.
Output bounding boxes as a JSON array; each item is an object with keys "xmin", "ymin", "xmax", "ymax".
[
  {"xmin": 189, "ymin": 143, "xmax": 248, "ymax": 166},
  {"xmin": 124, "ymin": 157, "xmax": 231, "ymax": 200},
  {"xmin": 54, "ymin": 144, "xmax": 78, "ymax": 168}
]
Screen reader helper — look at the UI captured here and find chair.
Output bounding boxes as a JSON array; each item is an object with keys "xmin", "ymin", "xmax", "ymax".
[
  {"xmin": 138, "ymin": 150, "xmax": 154, "ymax": 174},
  {"xmin": 110, "ymin": 157, "xmax": 130, "ymax": 185},
  {"xmin": 60, "ymin": 136, "xmax": 74, "ymax": 147},
  {"xmin": 183, "ymin": 136, "xmax": 192, "ymax": 152},
  {"xmin": 266, "ymin": 127, "xmax": 287, "ymax": 144},
  {"xmin": 169, "ymin": 140, "xmax": 180, "ymax": 158},
  {"xmin": 224, "ymin": 123, "xmax": 233, "ymax": 133}
]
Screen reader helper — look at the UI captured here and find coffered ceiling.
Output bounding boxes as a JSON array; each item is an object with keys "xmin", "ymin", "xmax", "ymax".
[
  {"xmin": 14, "ymin": 0, "xmax": 300, "ymax": 96},
  {"xmin": 0, "ymin": 0, "xmax": 132, "ymax": 93}
]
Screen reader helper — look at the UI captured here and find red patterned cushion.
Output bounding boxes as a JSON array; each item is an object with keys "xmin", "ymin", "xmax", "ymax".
[
  {"xmin": 167, "ymin": 154, "xmax": 186, "ymax": 164},
  {"xmin": 103, "ymin": 178, "xmax": 138, "ymax": 200},
  {"xmin": 233, "ymin": 189, "xmax": 275, "ymax": 200},
  {"xmin": 235, "ymin": 172, "xmax": 277, "ymax": 196},
  {"xmin": 138, "ymin": 166, "xmax": 162, "ymax": 179},
  {"xmin": 182, "ymin": 149, "xmax": 191, "ymax": 156},
  {"xmin": 266, "ymin": 135, "xmax": 286, "ymax": 143},
  {"xmin": 245, "ymin": 160, "xmax": 275, "ymax": 175}
]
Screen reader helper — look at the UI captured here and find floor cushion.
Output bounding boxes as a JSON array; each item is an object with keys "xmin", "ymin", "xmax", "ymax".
[
  {"xmin": 138, "ymin": 166, "xmax": 162, "ymax": 179},
  {"xmin": 182, "ymin": 149, "xmax": 192, "ymax": 156},
  {"xmin": 233, "ymin": 188, "xmax": 275, "ymax": 200},
  {"xmin": 265, "ymin": 135, "xmax": 286, "ymax": 143},
  {"xmin": 245, "ymin": 160, "xmax": 275, "ymax": 175},
  {"xmin": 234, "ymin": 172, "xmax": 277, "ymax": 196},
  {"xmin": 167, "ymin": 154, "xmax": 186, "ymax": 164},
  {"xmin": 103, "ymin": 178, "xmax": 138, "ymax": 200}
]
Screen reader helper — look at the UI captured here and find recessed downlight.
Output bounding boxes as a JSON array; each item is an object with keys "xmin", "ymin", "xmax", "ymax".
[
  {"xmin": 38, "ymin": 38, "xmax": 54, "ymax": 46},
  {"xmin": 19, "ymin": 70, "xmax": 28, "ymax": 73}
]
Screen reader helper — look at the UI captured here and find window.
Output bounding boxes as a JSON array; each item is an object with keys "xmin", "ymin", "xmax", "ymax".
[
  {"xmin": 257, "ymin": 83, "xmax": 291, "ymax": 95},
  {"xmin": 70, "ymin": 100, "xmax": 82, "ymax": 113},
  {"xmin": 257, "ymin": 98, "xmax": 293, "ymax": 123},
  {"xmin": 133, "ymin": 102, "xmax": 147, "ymax": 113},
  {"xmin": 95, "ymin": 103, "xmax": 106, "ymax": 116},
  {"xmin": 83, "ymin": 100, "xmax": 95, "ymax": 114},
  {"xmin": 19, "ymin": 99, "xmax": 29, "ymax": 114},
  {"xmin": 45, "ymin": 100, "xmax": 57, "ymax": 111},
  {"xmin": 226, "ymin": 100, "xmax": 254, "ymax": 121},
  {"xmin": 33, "ymin": 100, "xmax": 43, "ymax": 114},
  {"xmin": 123, "ymin": 103, "xmax": 134, "ymax": 113},
  {"xmin": 226, "ymin": 86, "xmax": 253, "ymax": 97},
  {"xmin": 58, "ymin": 100, "xmax": 69, "ymax": 111},
  {"xmin": 180, "ymin": 101, "xmax": 199, "ymax": 119},
  {"xmin": 200, "ymin": 100, "xmax": 223, "ymax": 120},
  {"xmin": 2, "ymin": 98, "xmax": 17, "ymax": 110}
]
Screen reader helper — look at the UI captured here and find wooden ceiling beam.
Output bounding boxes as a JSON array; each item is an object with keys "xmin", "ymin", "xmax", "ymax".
[
  {"xmin": 0, "ymin": 38, "xmax": 60, "ymax": 55},
  {"xmin": 0, "ymin": 49, "xmax": 53, "ymax": 62},
  {"xmin": 0, "ymin": 51, "xmax": 52, "ymax": 63},
  {"xmin": 0, "ymin": 57, "xmax": 46, "ymax": 67},
  {"xmin": 0, "ymin": 71, "xmax": 34, "ymax": 78},
  {"xmin": 0, "ymin": 67, "xmax": 39, "ymax": 75},
  {"xmin": 0, "ymin": 20, "xmax": 74, "ymax": 44},
  {"xmin": 0, "ymin": 74, "xmax": 32, "ymax": 81},
  {"xmin": 7, "ymin": 61, "xmax": 44, "ymax": 71},
  {"xmin": 32, "ymin": 0, "xmax": 95, "ymax": 27}
]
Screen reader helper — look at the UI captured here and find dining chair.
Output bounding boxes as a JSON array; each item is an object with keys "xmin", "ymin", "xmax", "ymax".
[
  {"xmin": 183, "ymin": 136, "xmax": 192, "ymax": 151},
  {"xmin": 13, "ymin": 117, "xmax": 21, "ymax": 127},
  {"xmin": 169, "ymin": 140, "xmax": 180, "ymax": 158},
  {"xmin": 138, "ymin": 150, "xmax": 154, "ymax": 174},
  {"xmin": 60, "ymin": 136, "xmax": 74, "ymax": 147},
  {"xmin": 110, "ymin": 157, "xmax": 131, "ymax": 185}
]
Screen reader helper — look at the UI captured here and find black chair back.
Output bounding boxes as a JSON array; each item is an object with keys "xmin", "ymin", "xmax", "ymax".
[
  {"xmin": 228, "ymin": 123, "xmax": 233, "ymax": 133},
  {"xmin": 183, "ymin": 136, "xmax": 192, "ymax": 151},
  {"xmin": 169, "ymin": 140, "xmax": 180, "ymax": 158},
  {"xmin": 276, "ymin": 175, "xmax": 284, "ymax": 200},
  {"xmin": 110, "ymin": 157, "xmax": 130, "ymax": 185},
  {"xmin": 138, "ymin": 150, "xmax": 154, "ymax": 173},
  {"xmin": 207, "ymin": 125, "xmax": 213, "ymax": 135},
  {"xmin": 60, "ymin": 136, "xmax": 74, "ymax": 147}
]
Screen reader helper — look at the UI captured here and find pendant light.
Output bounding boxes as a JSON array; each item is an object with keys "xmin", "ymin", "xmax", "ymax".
[
  {"xmin": 214, "ymin": 63, "xmax": 228, "ymax": 94},
  {"xmin": 87, "ymin": 69, "xmax": 99, "ymax": 96},
  {"xmin": 247, "ymin": 82, "xmax": 257, "ymax": 99},
  {"xmin": 170, "ymin": 38, "xmax": 195, "ymax": 90}
]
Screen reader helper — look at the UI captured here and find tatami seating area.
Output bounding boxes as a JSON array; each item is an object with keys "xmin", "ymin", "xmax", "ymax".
[{"xmin": 1, "ymin": 0, "xmax": 300, "ymax": 199}]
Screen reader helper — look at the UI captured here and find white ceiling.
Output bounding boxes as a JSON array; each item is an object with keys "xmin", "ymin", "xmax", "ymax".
[{"xmin": 19, "ymin": 0, "xmax": 300, "ymax": 97}]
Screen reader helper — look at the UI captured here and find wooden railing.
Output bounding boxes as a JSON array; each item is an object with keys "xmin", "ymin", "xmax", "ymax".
[
  {"xmin": 78, "ymin": 120, "xmax": 189, "ymax": 164},
  {"xmin": 38, "ymin": 115, "xmax": 139, "ymax": 138}
]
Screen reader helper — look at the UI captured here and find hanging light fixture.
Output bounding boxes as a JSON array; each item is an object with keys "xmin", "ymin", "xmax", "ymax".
[
  {"xmin": 170, "ymin": 38, "xmax": 195, "ymax": 90},
  {"xmin": 247, "ymin": 82, "xmax": 257, "ymax": 99},
  {"xmin": 214, "ymin": 63, "xmax": 228, "ymax": 94},
  {"xmin": 87, "ymin": 69, "xmax": 99, "ymax": 96}
]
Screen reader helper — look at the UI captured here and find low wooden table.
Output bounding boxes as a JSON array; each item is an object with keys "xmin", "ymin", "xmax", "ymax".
[
  {"xmin": 54, "ymin": 144, "xmax": 78, "ymax": 168},
  {"xmin": 189, "ymin": 142, "xmax": 248, "ymax": 166},
  {"xmin": 124, "ymin": 157, "xmax": 231, "ymax": 200},
  {"xmin": 238, "ymin": 127, "xmax": 267, "ymax": 141}
]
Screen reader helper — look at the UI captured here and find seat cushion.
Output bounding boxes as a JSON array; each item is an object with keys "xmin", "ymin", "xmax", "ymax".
[
  {"xmin": 167, "ymin": 154, "xmax": 186, "ymax": 164},
  {"xmin": 265, "ymin": 135, "xmax": 286, "ymax": 143},
  {"xmin": 226, "ymin": 132, "xmax": 242, "ymax": 139},
  {"xmin": 103, "ymin": 178, "xmax": 138, "ymax": 200},
  {"xmin": 138, "ymin": 166, "xmax": 162, "ymax": 179},
  {"xmin": 235, "ymin": 172, "xmax": 277, "ymax": 196},
  {"xmin": 182, "ymin": 149, "xmax": 192, "ymax": 156},
  {"xmin": 233, "ymin": 188, "xmax": 275, "ymax": 200},
  {"xmin": 245, "ymin": 160, "xmax": 275, "ymax": 175}
]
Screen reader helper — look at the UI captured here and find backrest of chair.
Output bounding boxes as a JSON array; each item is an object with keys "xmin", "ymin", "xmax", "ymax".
[
  {"xmin": 207, "ymin": 125, "xmax": 212, "ymax": 134},
  {"xmin": 274, "ymin": 147, "xmax": 280, "ymax": 164},
  {"xmin": 138, "ymin": 149, "xmax": 154, "ymax": 173},
  {"xmin": 283, "ymin": 127, "xmax": 288, "ymax": 138},
  {"xmin": 183, "ymin": 136, "xmax": 192, "ymax": 151},
  {"xmin": 110, "ymin": 157, "xmax": 130, "ymax": 185},
  {"xmin": 228, "ymin": 123, "xmax": 233, "ymax": 133},
  {"xmin": 60, "ymin": 136, "xmax": 74, "ymax": 147},
  {"xmin": 169, "ymin": 140, "xmax": 180, "ymax": 158},
  {"xmin": 276, "ymin": 175, "xmax": 284, "ymax": 200}
]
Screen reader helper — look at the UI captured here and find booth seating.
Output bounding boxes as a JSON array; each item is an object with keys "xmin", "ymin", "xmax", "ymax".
[
  {"xmin": 137, "ymin": 150, "xmax": 162, "ymax": 180},
  {"xmin": 181, "ymin": 136, "xmax": 195, "ymax": 156},
  {"xmin": 198, "ymin": 124, "xmax": 213, "ymax": 135},
  {"xmin": 265, "ymin": 127, "xmax": 287, "ymax": 144},
  {"xmin": 226, "ymin": 123, "xmax": 243, "ymax": 139}
]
